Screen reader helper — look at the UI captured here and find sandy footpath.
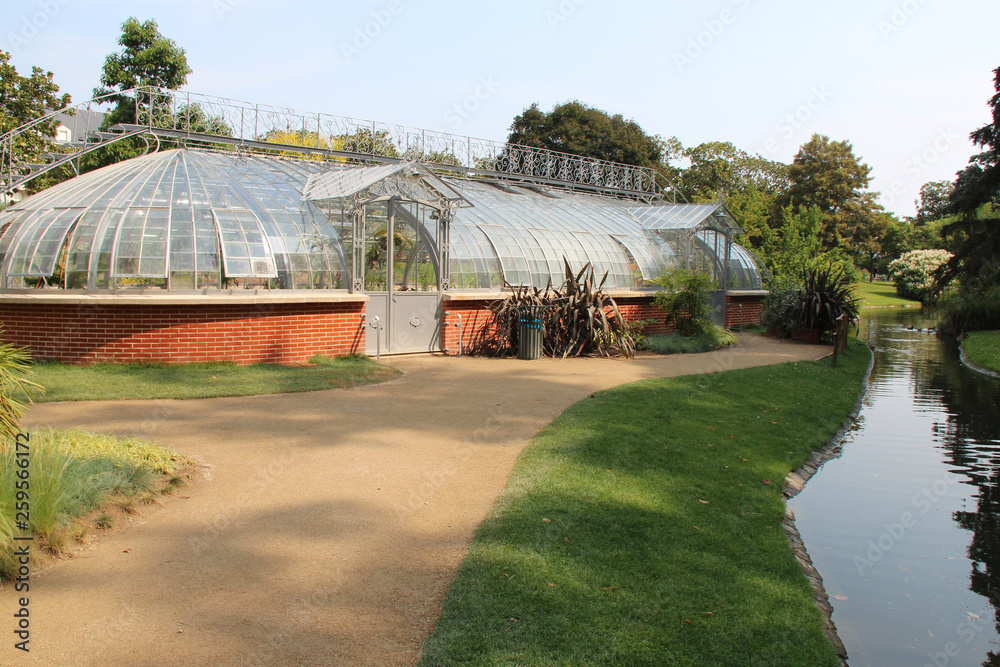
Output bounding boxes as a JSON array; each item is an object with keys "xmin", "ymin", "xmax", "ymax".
[{"xmin": 3, "ymin": 335, "xmax": 826, "ymax": 666}]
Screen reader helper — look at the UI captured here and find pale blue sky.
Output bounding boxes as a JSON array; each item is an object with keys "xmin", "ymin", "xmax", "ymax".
[{"xmin": 6, "ymin": 0, "xmax": 998, "ymax": 216}]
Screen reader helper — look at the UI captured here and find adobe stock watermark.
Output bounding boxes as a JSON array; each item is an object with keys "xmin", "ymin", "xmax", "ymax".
[
  {"xmin": 443, "ymin": 76, "xmax": 500, "ymax": 131},
  {"xmin": 853, "ymin": 475, "xmax": 951, "ymax": 575},
  {"xmin": 340, "ymin": 1, "xmax": 404, "ymax": 64},
  {"xmin": 877, "ymin": 0, "xmax": 930, "ymax": 40},
  {"xmin": 759, "ymin": 85, "xmax": 834, "ymax": 158},
  {"xmin": 673, "ymin": 0, "xmax": 753, "ymax": 73},
  {"xmin": 546, "ymin": 0, "xmax": 587, "ymax": 29},
  {"xmin": 213, "ymin": 0, "xmax": 243, "ymax": 19},
  {"xmin": 881, "ymin": 127, "xmax": 960, "ymax": 208},
  {"xmin": 921, "ymin": 590, "xmax": 1000, "ymax": 667},
  {"xmin": 6, "ymin": 0, "xmax": 72, "ymax": 52}
]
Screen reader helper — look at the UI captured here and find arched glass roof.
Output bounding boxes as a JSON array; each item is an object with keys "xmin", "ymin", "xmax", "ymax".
[{"xmin": 0, "ymin": 148, "xmax": 765, "ymax": 292}]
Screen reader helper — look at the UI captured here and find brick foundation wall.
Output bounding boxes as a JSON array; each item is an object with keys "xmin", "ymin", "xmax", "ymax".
[
  {"xmin": 725, "ymin": 293, "xmax": 766, "ymax": 329},
  {"xmin": 442, "ymin": 292, "xmax": 767, "ymax": 355},
  {"xmin": 0, "ymin": 300, "xmax": 367, "ymax": 365}
]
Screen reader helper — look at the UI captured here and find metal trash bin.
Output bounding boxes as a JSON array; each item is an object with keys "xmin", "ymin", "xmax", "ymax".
[{"xmin": 517, "ymin": 305, "xmax": 544, "ymax": 360}]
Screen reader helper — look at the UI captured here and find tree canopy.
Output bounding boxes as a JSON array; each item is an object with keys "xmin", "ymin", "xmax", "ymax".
[
  {"xmin": 940, "ymin": 65, "xmax": 1000, "ymax": 288},
  {"xmin": 781, "ymin": 134, "xmax": 885, "ymax": 253},
  {"xmin": 0, "ymin": 50, "xmax": 71, "ymax": 179},
  {"xmin": 93, "ymin": 17, "xmax": 191, "ymax": 128}
]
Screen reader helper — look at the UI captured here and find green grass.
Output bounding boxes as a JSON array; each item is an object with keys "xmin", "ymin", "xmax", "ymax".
[
  {"xmin": 421, "ymin": 342, "xmax": 871, "ymax": 666},
  {"xmin": 0, "ymin": 428, "xmax": 196, "ymax": 577},
  {"xmin": 852, "ymin": 280, "xmax": 921, "ymax": 308},
  {"xmin": 642, "ymin": 326, "xmax": 739, "ymax": 355},
  {"xmin": 20, "ymin": 354, "xmax": 400, "ymax": 402},
  {"xmin": 963, "ymin": 331, "xmax": 1000, "ymax": 373}
]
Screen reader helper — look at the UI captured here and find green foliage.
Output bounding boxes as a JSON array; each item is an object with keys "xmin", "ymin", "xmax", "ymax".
[
  {"xmin": 507, "ymin": 100, "xmax": 663, "ymax": 170},
  {"xmin": 422, "ymin": 349, "xmax": 871, "ymax": 666},
  {"xmin": 761, "ymin": 280, "xmax": 802, "ymax": 337},
  {"xmin": 643, "ymin": 325, "xmax": 738, "ymax": 354},
  {"xmin": 0, "ymin": 428, "xmax": 194, "ymax": 575},
  {"xmin": 93, "ymin": 17, "xmax": 191, "ymax": 128},
  {"xmin": 939, "ymin": 284, "xmax": 1000, "ymax": 334},
  {"xmin": 652, "ymin": 268, "xmax": 717, "ymax": 337},
  {"xmin": 469, "ymin": 261, "xmax": 640, "ymax": 359},
  {"xmin": 0, "ymin": 335, "xmax": 42, "ymax": 441},
  {"xmin": 792, "ymin": 267, "xmax": 860, "ymax": 335},
  {"xmin": 680, "ymin": 141, "xmax": 789, "ymax": 201},
  {"xmin": 781, "ymin": 134, "xmax": 885, "ymax": 254},
  {"xmin": 887, "ymin": 249, "xmax": 952, "ymax": 302},
  {"xmin": 939, "ymin": 65, "xmax": 1000, "ymax": 291},
  {"xmin": 0, "ymin": 50, "xmax": 71, "ymax": 190},
  {"xmin": 915, "ymin": 180, "xmax": 955, "ymax": 222}
]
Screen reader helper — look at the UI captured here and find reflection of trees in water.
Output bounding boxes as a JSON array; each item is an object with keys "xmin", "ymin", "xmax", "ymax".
[{"xmin": 915, "ymin": 333, "xmax": 1000, "ymax": 661}]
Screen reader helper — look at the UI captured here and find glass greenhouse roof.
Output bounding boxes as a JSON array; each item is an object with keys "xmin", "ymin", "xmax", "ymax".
[{"xmin": 0, "ymin": 148, "xmax": 765, "ymax": 292}]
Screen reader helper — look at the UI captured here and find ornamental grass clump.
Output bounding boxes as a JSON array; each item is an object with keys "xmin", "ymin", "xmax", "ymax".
[
  {"xmin": 469, "ymin": 260, "xmax": 640, "ymax": 358},
  {"xmin": 888, "ymin": 249, "xmax": 953, "ymax": 302}
]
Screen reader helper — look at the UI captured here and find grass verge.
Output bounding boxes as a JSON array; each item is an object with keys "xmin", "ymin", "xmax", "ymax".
[
  {"xmin": 421, "ymin": 342, "xmax": 871, "ymax": 666},
  {"xmin": 852, "ymin": 280, "xmax": 921, "ymax": 308},
  {"xmin": 21, "ymin": 354, "xmax": 400, "ymax": 402},
  {"xmin": 963, "ymin": 331, "xmax": 1000, "ymax": 374},
  {"xmin": 642, "ymin": 326, "xmax": 739, "ymax": 355},
  {"xmin": 0, "ymin": 428, "xmax": 197, "ymax": 577}
]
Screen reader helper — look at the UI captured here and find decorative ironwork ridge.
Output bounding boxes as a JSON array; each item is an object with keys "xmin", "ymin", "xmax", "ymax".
[
  {"xmin": 133, "ymin": 88, "xmax": 662, "ymax": 197},
  {"xmin": 1, "ymin": 87, "xmax": 664, "ymax": 198}
]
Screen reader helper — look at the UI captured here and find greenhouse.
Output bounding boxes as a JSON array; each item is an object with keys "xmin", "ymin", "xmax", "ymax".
[{"xmin": 0, "ymin": 90, "xmax": 767, "ymax": 363}]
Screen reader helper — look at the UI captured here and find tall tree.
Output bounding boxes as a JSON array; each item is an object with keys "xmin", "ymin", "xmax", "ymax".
[
  {"xmin": 0, "ymin": 50, "xmax": 71, "ymax": 190},
  {"xmin": 680, "ymin": 141, "xmax": 789, "ymax": 201},
  {"xmin": 93, "ymin": 17, "xmax": 191, "ymax": 129},
  {"xmin": 914, "ymin": 180, "xmax": 955, "ymax": 222},
  {"xmin": 782, "ymin": 134, "xmax": 884, "ymax": 253},
  {"xmin": 940, "ymin": 65, "xmax": 1000, "ymax": 288}
]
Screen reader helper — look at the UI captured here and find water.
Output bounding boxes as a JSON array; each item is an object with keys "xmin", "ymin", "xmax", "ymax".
[{"xmin": 789, "ymin": 308, "xmax": 1000, "ymax": 667}]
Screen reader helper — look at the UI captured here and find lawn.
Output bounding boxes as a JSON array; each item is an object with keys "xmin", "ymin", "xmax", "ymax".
[
  {"xmin": 963, "ymin": 331, "xmax": 1000, "ymax": 374},
  {"xmin": 20, "ymin": 354, "xmax": 401, "ymax": 402},
  {"xmin": 852, "ymin": 280, "xmax": 921, "ymax": 308},
  {"xmin": 0, "ymin": 428, "xmax": 196, "ymax": 577},
  {"xmin": 421, "ymin": 343, "xmax": 871, "ymax": 666}
]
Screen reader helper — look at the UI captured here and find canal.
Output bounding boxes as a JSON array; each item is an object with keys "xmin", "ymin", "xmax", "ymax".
[{"xmin": 789, "ymin": 307, "xmax": 1000, "ymax": 666}]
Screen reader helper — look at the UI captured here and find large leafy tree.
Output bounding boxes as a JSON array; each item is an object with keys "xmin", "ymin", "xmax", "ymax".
[
  {"xmin": 781, "ymin": 134, "xmax": 885, "ymax": 253},
  {"xmin": 940, "ymin": 65, "xmax": 1000, "ymax": 288},
  {"xmin": 93, "ymin": 17, "xmax": 191, "ymax": 128},
  {"xmin": 0, "ymin": 50, "xmax": 71, "ymax": 191},
  {"xmin": 680, "ymin": 141, "xmax": 789, "ymax": 201}
]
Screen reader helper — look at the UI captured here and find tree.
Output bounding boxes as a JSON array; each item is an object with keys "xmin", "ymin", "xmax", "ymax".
[
  {"xmin": 93, "ymin": 18, "xmax": 191, "ymax": 128},
  {"xmin": 782, "ymin": 134, "xmax": 884, "ymax": 254},
  {"xmin": 0, "ymin": 50, "xmax": 71, "ymax": 191},
  {"xmin": 939, "ymin": 65, "xmax": 1000, "ymax": 289},
  {"xmin": 680, "ymin": 141, "xmax": 789, "ymax": 201},
  {"xmin": 915, "ymin": 180, "xmax": 954, "ymax": 222}
]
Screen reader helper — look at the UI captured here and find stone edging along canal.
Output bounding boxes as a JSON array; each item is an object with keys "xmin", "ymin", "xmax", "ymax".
[
  {"xmin": 782, "ymin": 342, "xmax": 876, "ymax": 666},
  {"xmin": 959, "ymin": 339, "xmax": 1000, "ymax": 380}
]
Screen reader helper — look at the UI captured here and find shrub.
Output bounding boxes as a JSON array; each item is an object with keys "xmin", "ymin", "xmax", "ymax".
[
  {"xmin": 761, "ymin": 279, "xmax": 802, "ymax": 337},
  {"xmin": 938, "ymin": 284, "xmax": 1000, "ymax": 334},
  {"xmin": 468, "ymin": 260, "xmax": 641, "ymax": 358},
  {"xmin": 653, "ymin": 269, "xmax": 717, "ymax": 337},
  {"xmin": 792, "ymin": 267, "xmax": 860, "ymax": 337},
  {"xmin": 888, "ymin": 249, "xmax": 953, "ymax": 302}
]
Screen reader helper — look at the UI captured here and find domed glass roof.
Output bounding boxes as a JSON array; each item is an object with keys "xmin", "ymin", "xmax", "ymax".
[{"xmin": 0, "ymin": 148, "xmax": 765, "ymax": 292}]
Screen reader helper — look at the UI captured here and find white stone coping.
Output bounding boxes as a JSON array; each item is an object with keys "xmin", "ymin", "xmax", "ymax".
[{"xmin": 0, "ymin": 290, "xmax": 369, "ymax": 306}]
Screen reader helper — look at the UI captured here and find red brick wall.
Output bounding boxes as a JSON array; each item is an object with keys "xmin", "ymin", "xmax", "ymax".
[
  {"xmin": 442, "ymin": 292, "xmax": 767, "ymax": 355},
  {"xmin": 0, "ymin": 301, "xmax": 367, "ymax": 365},
  {"xmin": 725, "ymin": 293, "xmax": 766, "ymax": 329}
]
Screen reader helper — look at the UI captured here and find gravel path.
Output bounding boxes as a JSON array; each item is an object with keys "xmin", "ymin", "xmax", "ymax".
[{"xmin": 6, "ymin": 335, "xmax": 826, "ymax": 666}]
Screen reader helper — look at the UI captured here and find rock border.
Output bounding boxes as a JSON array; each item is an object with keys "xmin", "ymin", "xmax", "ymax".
[
  {"xmin": 959, "ymin": 340, "xmax": 1000, "ymax": 380},
  {"xmin": 782, "ymin": 343, "xmax": 876, "ymax": 666}
]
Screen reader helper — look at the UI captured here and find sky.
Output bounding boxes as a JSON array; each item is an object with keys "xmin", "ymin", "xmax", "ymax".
[{"xmin": 5, "ymin": 0, "xmax": 998, "ymax": 218}]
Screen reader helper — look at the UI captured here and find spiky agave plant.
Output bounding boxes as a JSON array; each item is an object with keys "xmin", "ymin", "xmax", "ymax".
[
  {"xmin": 468, "ymin": 260, "xmax": 639, "ymax": 358},
  {"xmin": 792, "ymin": 267, "xmax": 860, "ymax": 336},
  {"xmin": 0, "ymin": 332, "xmax": 42, "ymax": 444}
]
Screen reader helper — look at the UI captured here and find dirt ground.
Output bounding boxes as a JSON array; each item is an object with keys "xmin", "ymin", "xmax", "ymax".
[{"xmin": 4, "ymin": 334, "xmax": 827, "ymax": 666}]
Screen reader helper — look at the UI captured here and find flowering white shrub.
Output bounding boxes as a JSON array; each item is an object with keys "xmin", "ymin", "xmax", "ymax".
[{"xmin": 888, "ymin": 249, "xmax": 953, "ymax": 302}]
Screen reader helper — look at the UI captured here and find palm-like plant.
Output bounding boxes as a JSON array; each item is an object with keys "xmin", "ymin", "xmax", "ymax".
[
  {"xmin": 792, "ymin": 267, "xmax": 860, "ymax": 336},
  {"xmin": 0, "ymin": 334, "xmax": 42, "ymax": 444}
]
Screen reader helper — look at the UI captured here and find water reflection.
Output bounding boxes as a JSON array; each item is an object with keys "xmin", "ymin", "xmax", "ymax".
[{"xmin": 790, "ymin": 308, "xmax": 1000, "ymax": 666}]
